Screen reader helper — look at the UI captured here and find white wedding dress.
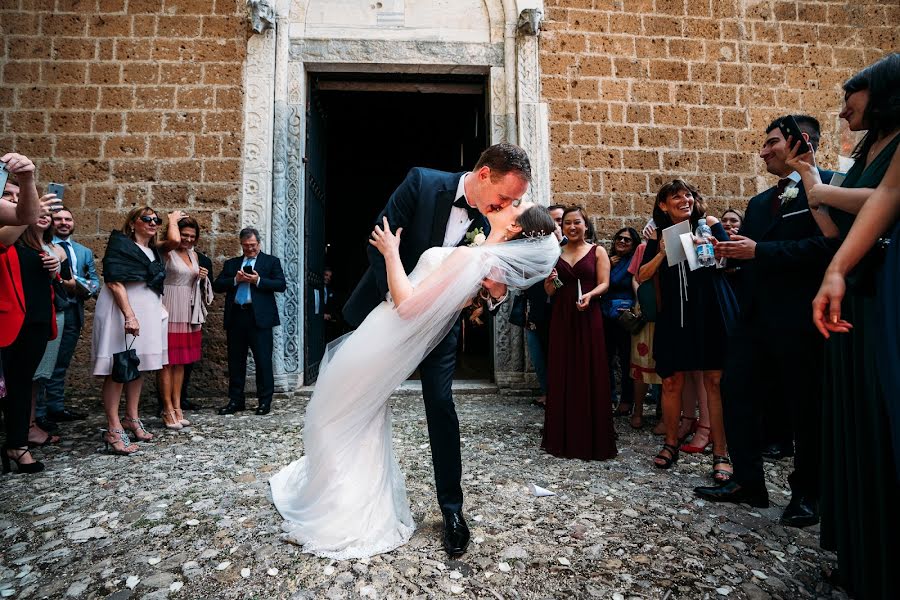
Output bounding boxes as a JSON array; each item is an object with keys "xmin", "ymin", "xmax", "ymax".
[{"xmin": 270, "ymin": 238, "xmax": 560, "ymax": 559}]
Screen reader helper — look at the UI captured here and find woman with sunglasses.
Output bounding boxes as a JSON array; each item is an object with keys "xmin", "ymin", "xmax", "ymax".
[
  {"xmin": 91, "ymin": 207, "xmax": 183, "ymax": 454},
  {"xmin": 603, "ymin": 227, "xmax": 640, "ymax": 425}
]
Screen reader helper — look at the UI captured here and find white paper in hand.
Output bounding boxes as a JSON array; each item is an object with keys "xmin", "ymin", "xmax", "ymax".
[
  {"xmin": 662, "ymin": 220, "xmax": 690, "ymax": 266},
  {"xmin": 576, "ymin": 279, "xmax": 582, "ymax": 302},
  {"xmin": 529, "ymin": 483, "xmax": 556, "ymax": 497},
  {"xmin": 679, "ymin": 232, "xmax": 702, "ymax": 271}
]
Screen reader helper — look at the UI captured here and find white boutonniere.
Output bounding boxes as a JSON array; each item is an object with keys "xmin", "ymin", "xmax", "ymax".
[
  {"xmin": 779, "ymin": 186, "xmax": 799, "ymax": 204},
  {"xmin": 465, "ymin": 227, "xmax": 486, "ymax": 247}
]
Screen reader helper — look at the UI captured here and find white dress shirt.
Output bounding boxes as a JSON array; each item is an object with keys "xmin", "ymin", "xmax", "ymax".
[{"xmin": 442, "ymin": 173, "xmax": 474, "ymax": 247}]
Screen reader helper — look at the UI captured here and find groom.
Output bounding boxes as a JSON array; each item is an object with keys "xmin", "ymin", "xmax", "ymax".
[{"xmin": 343, "ymin": 143, "xmax": 532, "ymax": 556}]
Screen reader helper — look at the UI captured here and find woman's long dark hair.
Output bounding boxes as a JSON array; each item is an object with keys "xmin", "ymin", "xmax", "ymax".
[
  {"xmin": 843, "ymin": 53, "xmax": 900, "ymax": 160},
  {"xmin": 609, "ymin": 227, "xmax": 639, "ymax": 257},
  {"xmin": 652, "ymin": 180, "xmax": 707, "ymax": 230}
]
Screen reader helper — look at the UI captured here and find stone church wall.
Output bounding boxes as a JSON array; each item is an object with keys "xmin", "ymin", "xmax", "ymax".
[
  {"xmin": 1, "ymin": 0, "xmax": 896, "ymax": 396},
  {"xmin": 1, "ymin": 0, "xmax": 248, "ymax": 397},
  {"xmin": 540, "ymin": 0, "xmax": 898, "ymax": 236}
]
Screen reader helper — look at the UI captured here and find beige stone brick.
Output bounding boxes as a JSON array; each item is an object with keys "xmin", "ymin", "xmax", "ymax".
[
  {"xmin": 57, "ymin": 136, "xmax": 103, "ymax": 158},
  {"xmin": 599, "ymin": 79, "xmax": 629, "ymax": 102},
  {"xmin": 148, "ymin": 134, "xmax": 191, "ymax": 158},
  {"xmin": 609, "ymin": 13, "xmax": 642, "ymax": 35},
  {"xmin": 684, "ymin": 18, "xmax": 721, "ymax": 40},
  {"xmin": 157, "ymin": 15, "xmax": 202, "ymax": 38},
  {"xmin": 203, "ymin": 63, "xmax": 241, "ymax": 85},
  {"xmin": 582, "ymin": 148, "xmax": 623, "ymax": 170},
  {"xmin": 541, "ymin": 53, "xmax": 577, "ymax": 77},
  {"xmin": 634, "ymin": 37, "xmax": 667, "ymax": 59},
  {"xmin": 93, "ymin": 112, "xmax": 124, "ymax": 133},
  {"xmin": 642, "ymin": 15, "xmax": 683, "ymax": 37},
  {"xmin": 570, "ymin": 78, "xmax": 599, "ymax": 100},
  {"xmin": 653, "ymin": 105, "xmax": 688, "ymax": 127},
  {"xmin": 572, "ymin": 124, "xmax": 600, "ymax": 146},
  {"xmin": 128, "ymin": 0, "xmax": 164, "ymax": 13},
  {"xmin": 576, "ymin": 56, "xmax": 612, "ymax": 77},
  {"xmin": 104, "ymin": 135, "xmax": 147, "ymax": 158},
  {"xmin": 578, "ymin": 103, "xmax": 609, "ymax": 123},
  {"xmin": 110, "ymin": 160, "xmax": 157, "ymax": 182},
  {"xmin": 126, "ymin": 111, "xmax": 163, "ymax": 132},
  {"xmin": 600, "ymin": 125, "xmax": 634, "ymax": 147},
  {"xmin": 88, "ymin": 14, "xmax": 130, "ymax": 37},
  {"xmin": 551, "ymin": 169, "xmax": 591, "ymax": 193},
  {"xmin": 637, "ymin": 126, "xmax": 679, "ymax": 149},
  {"xmin": 631, "ymin": 81, "xmax": 670, "ymax": 103},
  {"xmin": 626, "ymin": 105, "xmax": 652, "ymax": 124},
  {"xmin": 622, "ymin": 150, "xmax": 659, "ymax": 170},
  {"xmin": 177, "ymin": 87, "xmax": 215, "ymax": 109},
  {"xmin": 681, "ymin": 129, "xmax": 708, "ymax": 150},
  {"xmin": 40, "ymin": 13, "xmax": 88, "ymax": 36},
  {"xmin": 14, "ymin": 135, "xmax": 53, "ymax": 157},
  {"xmin": 123, "ymin": 62, "xmax": 159, "ymax": 84},
  {"xmin": 674, "ymin": 83, "xmax": 702, "ymax": 104},
  {"xmin": 541, "ymin": 77, "xmax": 570, "ymax": 100},
  {"xmin": 99, "ymin": 86, "xmax": 133, "ymax": 109},
  {"xmin": 49, "ymin": 111, "xmax": 91, "ymax": 133},
  {"xmin": 650, "ymin": 59, "xmax": 689, "ymax": 81},
  {"xmin": 609, "ymin": 104, "xmax": 625, "ymax": 123},
  {"xmin": 135, "ymin": 86, "xmax": 175, "ymax": 109},
  {"xmin": 114, "ymin": 39, "xmax": 152, "ymax": 61},
  {"xmin": 17, "ymin": 87, "xmax": 57, "ymax": 109}
]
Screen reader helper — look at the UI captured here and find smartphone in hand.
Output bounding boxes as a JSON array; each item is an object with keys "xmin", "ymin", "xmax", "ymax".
[
  {"xmin": 0, "ymin": 161, "xmax": 9, "ymax": 196},
  {"xmin": 46, "ymin": 182, "xmax": 65, "ymax": 211},
  {"xmin": 777, "ymin": 116, "xmax": 811, "ymax": 155},
  {"xmin": 242, "ymin": 265, "xmax": 254, "ymax": 274}
]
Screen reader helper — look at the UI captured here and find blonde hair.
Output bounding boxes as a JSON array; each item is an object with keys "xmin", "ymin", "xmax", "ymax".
[{"xmin": 121, "ymin": 206, "xmax": 158, "ymax": 248}]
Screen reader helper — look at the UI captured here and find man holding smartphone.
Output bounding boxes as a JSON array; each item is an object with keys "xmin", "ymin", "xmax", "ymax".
[
  {"xmin": 213, "ymin": 227, "xmax": 286, "ymax": 416},
  {"xmin": 34, "ymin": 205, "xmax": 100, "ymax": 431},
  {"xmin": 695, "ymin": 115, "xmax": 839, "ymax": 528}
]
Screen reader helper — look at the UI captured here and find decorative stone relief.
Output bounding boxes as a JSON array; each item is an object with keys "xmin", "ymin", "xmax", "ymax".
[{"xmin": 247, "ymin": 0, "xmax": 277, "ymax": 33}]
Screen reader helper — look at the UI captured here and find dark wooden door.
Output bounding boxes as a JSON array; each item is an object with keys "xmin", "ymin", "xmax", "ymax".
[{"xmin": 304, "ymin": 82, "xmax": 327, "ymax": 383}]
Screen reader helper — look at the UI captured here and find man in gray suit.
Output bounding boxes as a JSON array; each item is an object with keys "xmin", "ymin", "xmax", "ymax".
[{"xmin": 35, "ymin": 206, "xmax": 100, "ymax": 432}]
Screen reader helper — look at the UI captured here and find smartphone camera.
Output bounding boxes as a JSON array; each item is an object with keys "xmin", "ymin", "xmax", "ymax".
[{"xmin": 242, "ymin": 265, "xmax": 254, "ymax": 274}]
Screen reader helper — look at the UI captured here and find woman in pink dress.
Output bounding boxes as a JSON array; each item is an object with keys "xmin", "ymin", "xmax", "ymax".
[{"xmin": 158, "ymin": 217, "xmax": 211, "ymax": 430}]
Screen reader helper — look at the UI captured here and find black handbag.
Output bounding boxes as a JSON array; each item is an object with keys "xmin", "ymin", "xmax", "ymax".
[
  {"xmin": 617, "ymin": 307, "xmax": 646, "ymax": 334},
  {"xmin": 111, "ymin": 335, "xmax": 141, "ymax": 383},
  {"xmin": 508, "ymin": 293, "xmax": 527, "ymax": 328}
]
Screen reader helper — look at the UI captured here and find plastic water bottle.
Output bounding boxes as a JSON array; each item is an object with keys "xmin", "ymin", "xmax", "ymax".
[{"xmin": 694, "ymin": 221, "xmax": 716, "ymax": 268}]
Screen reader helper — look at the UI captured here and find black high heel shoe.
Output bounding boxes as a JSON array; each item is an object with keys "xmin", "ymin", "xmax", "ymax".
[
  {"xmin": 1, "ymin": 446, "xmax": 45, "ymax": 474},
  {"xmin": 653, "ymin": 443, "xmax": 679, "ymax": 469}
]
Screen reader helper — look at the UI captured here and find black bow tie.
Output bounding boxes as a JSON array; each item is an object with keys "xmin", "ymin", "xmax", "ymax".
[{"xmin": 453, "ymin": 196, "xmax": 481, "ymax": 220}]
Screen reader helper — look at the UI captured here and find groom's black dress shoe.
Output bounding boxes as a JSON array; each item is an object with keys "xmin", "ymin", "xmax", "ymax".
[
  {"xmin": 780, "ymin": 495, "xmax": 818, "ymax": 528},
  {"xmin": 255, "ymin": 403, "xmax": 271, "ymax": 416},
  {"xmin": 694, "ymin": 481, "xmax": 770, "ymax": 508},
  {"xmin": 218, "ymin": 402, "xmax": 245, "ymax": 415},
  {"xmin": 442, "ymin": 510, "xmax": 470, "ymax": 557}
]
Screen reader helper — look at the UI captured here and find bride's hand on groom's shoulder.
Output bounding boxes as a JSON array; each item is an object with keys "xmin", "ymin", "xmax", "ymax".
[{"xmin": 369, "ymin": 216, "xmax": 403, "ymax": 257}]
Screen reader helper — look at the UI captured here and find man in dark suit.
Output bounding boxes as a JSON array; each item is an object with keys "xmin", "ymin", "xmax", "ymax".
[
  {"xmin": 35, "ymin": 206, "xmax": 100, "ymax": 432},
  {"xmin": 213, "ymin": 228, "xmax": 286, "ymax": 416},
  {"xmin": 695, "ymin": 115, "xmax": 840, "ymax": 527},
  {"xmin": 343, "ymin": 143, "xmax": 532, "ymax": 557}
]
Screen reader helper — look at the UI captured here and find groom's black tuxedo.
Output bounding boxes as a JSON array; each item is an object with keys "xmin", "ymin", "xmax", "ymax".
[
  {"xmin": 344, "ymin": 168, "xmax": 489, "ymax": 326},
  {"xmin": 343, "ymin": 167, "xmax": 489, "ymax": 514},
  {"xmin": 723, "ymin": 169, "xmax": 840, "ymax": 504}
]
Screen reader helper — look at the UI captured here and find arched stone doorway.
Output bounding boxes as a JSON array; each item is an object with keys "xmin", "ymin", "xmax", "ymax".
[{"xmin": 241, "ymin": 0, "xmax": 550, "ymax": 391}]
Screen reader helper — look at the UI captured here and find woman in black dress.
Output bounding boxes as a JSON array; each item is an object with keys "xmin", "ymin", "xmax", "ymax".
[{"xmin": 638, "ymin": 181, "xmax": 738, "ymax": 479}]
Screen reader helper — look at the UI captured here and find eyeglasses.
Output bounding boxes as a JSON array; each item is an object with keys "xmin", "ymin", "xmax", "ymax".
[
  {"xmin": 139, "ymin": 215, "xmax": 163, "ymax": 225},
  {"xmin": 615, "ymin": 235, "xmax": 635, "ymax": 243}
]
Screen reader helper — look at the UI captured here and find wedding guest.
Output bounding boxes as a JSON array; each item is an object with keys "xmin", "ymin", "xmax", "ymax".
[
  {"xmin": 34, "ymin": 206, "xmax": 99, "ymax": 433},
  {"xmin": 0, "ymin": 196, "xmax": 60, "ymax": 474},
  {"xmin": 720, "ymin": 209, "xmax": 743, "ymax": 236},
  {"xmin": 179, "ymin": 248, "xmax": 213, "ymax": 409},
  {"xmin": 214, "ymin": 228, "xmax": 286, "ymax": 416},
  {"xmin": 28, "ymin": 213, "xmax": 70, "ymax": 447},
  {"xmin": 696, "ymin": 115, "xmax": 837, "ymax": 525},
  {"xmin": 807, "ymin": 54, "xmax": 900, "ymax": 600},
  {"xmin": 157, "ymin": 216, "xmax": 212, "ymax": 429},
  {"xmin": 604, "ymin": 227, "xmax": 638, "ymax": 415},
  {"xmin": 523, "ymin": 204, "xmax": 565, "ymax": 406},
  {"xmin": 542, "ymin": 206, "xmax": 616, "ymax": 460},
  {"xmin": 626, "ymin": 239, "xmax": 659, "ymax": 430},
  {"xmin": 322, "ymin": 267, "xmax": 344, "ymax": 343},
  {"xmin": 639, "ymin": 181, "xmax": 736, "ymax": 478},
  {"xmin": 92, "ymin": 207, "xmax": 175, "ymax": 454}
]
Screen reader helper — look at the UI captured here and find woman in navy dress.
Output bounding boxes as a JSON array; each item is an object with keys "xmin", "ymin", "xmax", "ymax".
[
  {"xmin": 542, "ymin": 207, "xmax": 617, "ymax": 461},
  {"xmin": 638, "ymin": 181, "xmax": 738, "ymax": 479}
]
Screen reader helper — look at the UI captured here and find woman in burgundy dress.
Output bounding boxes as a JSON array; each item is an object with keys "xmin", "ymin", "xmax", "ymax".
[{"xmin": 542, "ymin": 206, "xmax": 617, "ymax": 461}]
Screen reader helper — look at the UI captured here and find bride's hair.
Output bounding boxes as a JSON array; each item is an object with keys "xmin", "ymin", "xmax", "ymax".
[{"xmin": 512, "ymin": 205, "xmax": 557, "ymax": 239}]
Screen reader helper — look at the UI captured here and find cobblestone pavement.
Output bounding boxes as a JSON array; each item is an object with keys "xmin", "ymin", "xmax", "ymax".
[{"xmin": 0, "ymin": 394, "xmax": 847, "ymax": 600}]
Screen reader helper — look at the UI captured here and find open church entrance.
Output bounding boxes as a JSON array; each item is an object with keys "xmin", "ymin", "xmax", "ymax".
[{"xmin": 304, "ymin": 72, "xmax": 491, "ymax": 384}]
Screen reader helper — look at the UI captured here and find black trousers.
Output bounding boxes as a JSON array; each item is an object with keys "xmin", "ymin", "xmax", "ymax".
[
  {"xmin": 603, "ymin": 315, "xmax": 633, "ymax": 404},
  {"xmin": 723, "ymin": 326, "xmax": 822, "ymax": 497},
  {"xmin": 1, "ymin": 322, "xmax": 50, "ymax": 448},
  {"xmin": 419, "ymin": 319, "xmax": 463, "ymax": 513},
  {"xmin": 226, "ymin": 307, "xmax": 274, "ymax": 408}
]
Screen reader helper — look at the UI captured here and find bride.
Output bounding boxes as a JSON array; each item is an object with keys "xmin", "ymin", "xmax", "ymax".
[{"xmin": 269, "ymin": 202, "xmax": 559, "ymax": 559}]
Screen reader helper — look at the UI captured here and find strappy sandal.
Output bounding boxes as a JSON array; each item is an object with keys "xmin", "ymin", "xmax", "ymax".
[
  {"xmin": 100, "ymin": 429, "xmax": 140, "ymax": 455},
  {"xmin": 712, "ymin": 454, "xmax": 733, "ymax": 483},
  {"xmin": 173, "ymin": 408, "xmax": 190, "ymax": 427},
  {"xmin": 161, "ymin": 411, "xmax": 183, "ymax": 431},
  {"xmin": 654, "ymin": 443, "xmax": 679, "ymax": 469},
  {"xmin": 27, "ymin": 431, "xmax": 61, "ymax": 448},
  {"xmin": 121, "ymin": 417, "xmax": 154, "ymax": 441},
  {"xmin": 678, "ymin": 416, "xmax": 698, "ymax": 444},
  {"xmin": 680, "ymin": 424, "xmax": 712, "ymax": 454}
]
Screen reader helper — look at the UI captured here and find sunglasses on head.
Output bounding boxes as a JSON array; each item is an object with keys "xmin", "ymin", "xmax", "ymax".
[
  {"xmin": 615, "ymin": 235, "xmax": 635, "ymax": 243},
  {"xmin": 139, "ymin": 215, "xmax": 163, "ymax": 225}
]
